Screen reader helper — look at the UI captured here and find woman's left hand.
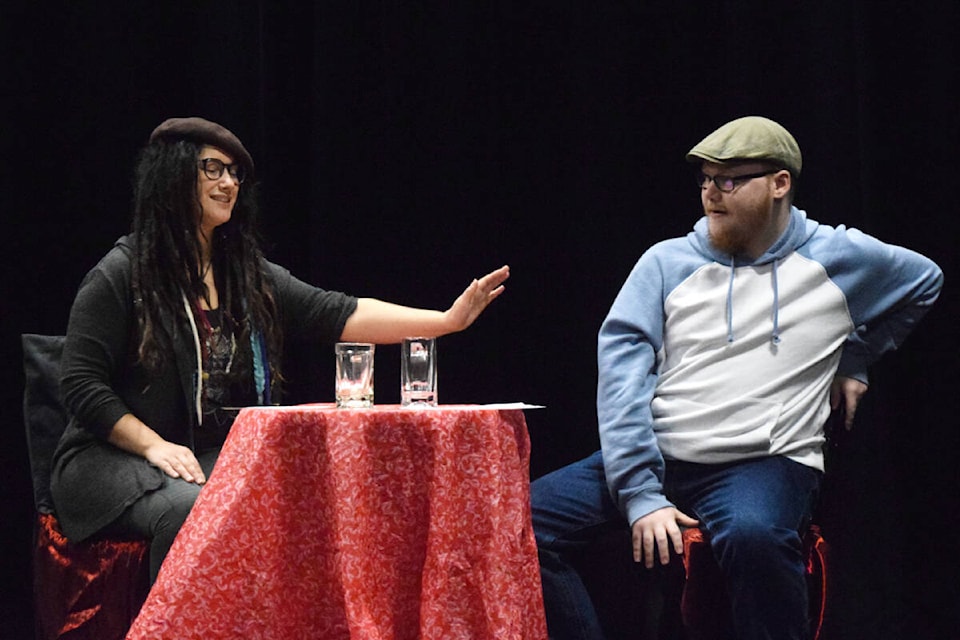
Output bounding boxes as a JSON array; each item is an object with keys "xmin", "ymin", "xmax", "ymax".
[{"xmin": 443, "ymin": 265, "xmax": 510, "ymax": 332}]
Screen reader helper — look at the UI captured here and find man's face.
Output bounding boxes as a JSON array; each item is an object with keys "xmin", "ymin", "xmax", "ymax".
[{"xmin": 698, "ymin": 161, "xmax": 789, "ymax": 258}]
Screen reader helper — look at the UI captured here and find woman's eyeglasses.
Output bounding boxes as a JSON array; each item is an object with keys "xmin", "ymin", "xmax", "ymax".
[{"xmin": 199, "ymin": 158, "xmax": 246, "ymax": 184}]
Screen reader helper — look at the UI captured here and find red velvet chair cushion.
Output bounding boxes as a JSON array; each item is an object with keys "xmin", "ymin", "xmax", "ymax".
[
  {"xmin": 681, "ymin": 525, "xmax": 828, "ymax": 640},
  {"xmin": 33, "ymin": 512, "xmax": 151, "ymax": 640}
]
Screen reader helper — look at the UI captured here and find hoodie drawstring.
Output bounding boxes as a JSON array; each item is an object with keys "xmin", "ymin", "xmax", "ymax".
[
  {"xmin": 725, "ymin": 257, "xmax": 782, "ymax": 345},
  {"xmin": 771, "ymin": 259, "xmax": 782, "ymax": 344},
  {"xmin": 726, "ymin": 258, "xmax": 736, "ymax": 343},
  {"xmin": 183, "ymin": 294, "xmax": 204, "ymax": 423}
]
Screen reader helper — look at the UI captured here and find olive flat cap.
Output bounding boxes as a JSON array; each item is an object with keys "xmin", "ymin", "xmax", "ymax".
[
  {"xmin": 686, "ymin": 116, "xmax": 802, "ymax": 176},
  {"xmin": 149, "ymin": 117, "xmax": 254, "ymax": 179}
]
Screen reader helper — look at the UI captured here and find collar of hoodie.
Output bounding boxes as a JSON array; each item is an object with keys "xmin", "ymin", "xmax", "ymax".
[{"xmin": 693, "ymin": 207, "xmax": 812, "ymax": 346}]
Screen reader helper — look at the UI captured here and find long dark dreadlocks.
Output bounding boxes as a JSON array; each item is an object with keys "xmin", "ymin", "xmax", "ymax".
[{"xmin": 129, "ymin": 139, "xmax": 282, "ymax": 399}]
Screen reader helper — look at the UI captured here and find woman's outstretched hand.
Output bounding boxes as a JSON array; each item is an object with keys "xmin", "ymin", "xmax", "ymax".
[
  {"xmin": 339, "ymin": 265, "xmax": 511, "ymax": 343},
  {"xmin": 443, "ymin": 265, "xmax": 510, "ymax": 332}
]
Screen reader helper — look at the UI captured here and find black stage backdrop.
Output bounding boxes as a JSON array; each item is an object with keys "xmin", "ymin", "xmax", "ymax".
[{"xmin": 2, "ymin": 3, "xmax": 957, "ymax": 639}]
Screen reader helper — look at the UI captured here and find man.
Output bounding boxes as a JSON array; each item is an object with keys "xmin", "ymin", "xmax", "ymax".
[{"xmin": 531, "ymin": 116, "xmax": 943, "ymax": 640}]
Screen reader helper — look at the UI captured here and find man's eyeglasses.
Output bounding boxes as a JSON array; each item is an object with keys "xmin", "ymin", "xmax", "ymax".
[
  {"xmin": 696, "ymin": 169, "xmax": 779, "ymax": 193},
  {"xmin": 199, "ymin": 158, "xmax": 246, "ymax": 184}
]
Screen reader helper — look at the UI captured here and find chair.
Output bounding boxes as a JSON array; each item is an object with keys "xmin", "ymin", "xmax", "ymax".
[
  {"xmin": 22, "ymin": 334, "xmax": 150, "ymax": 640},
  {"xmin": 576, "ymin": 524, "xmax": 829, "ymax": 639},
  {"xmin": 680, "ymin": 525, "xmax": 829, "ymax": 640}
]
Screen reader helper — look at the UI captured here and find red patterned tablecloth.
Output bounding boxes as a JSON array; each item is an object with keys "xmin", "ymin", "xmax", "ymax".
[{"xmin": 126, "ymin": 405, "xmax": 547, "ymax": 639}]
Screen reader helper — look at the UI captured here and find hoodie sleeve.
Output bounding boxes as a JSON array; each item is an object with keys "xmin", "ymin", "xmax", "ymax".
[
  {"xmin": 816, "ymin": 227, "xmax": 943, "ymax": 382},
  {"xmin": 597, "ymin": 248, "xmax": 675, "ymax": 525}
]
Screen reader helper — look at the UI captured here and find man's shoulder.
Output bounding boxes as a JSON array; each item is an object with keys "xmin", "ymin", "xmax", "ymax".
[
  {"xmin": 641, "ymin": 234, "xmax": 700, "ymax": 261},
  {"xmin": 633, "ymin": 234, "xmax": 709, "ymax": 278}
]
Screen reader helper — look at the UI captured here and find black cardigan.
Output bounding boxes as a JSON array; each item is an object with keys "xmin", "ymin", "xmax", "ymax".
[{"xmin": 50, "ymin": 236, "xmax": 358, "ymax": 541}]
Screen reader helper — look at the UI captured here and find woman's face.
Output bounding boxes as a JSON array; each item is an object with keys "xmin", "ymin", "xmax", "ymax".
[{"xmin": 195, "ymin": 145, "xmax": 240, "ymax": 238}]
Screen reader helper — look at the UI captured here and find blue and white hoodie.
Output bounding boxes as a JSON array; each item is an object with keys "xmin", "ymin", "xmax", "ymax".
[{"xmin": 597, "ymin": 207, "xmax": 942, "ymax": 526}]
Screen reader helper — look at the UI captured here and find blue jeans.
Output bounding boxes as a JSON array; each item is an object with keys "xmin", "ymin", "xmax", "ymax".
[{"xmin": 531, "ymin": 450, "xmax": 821, "ymax": 640}]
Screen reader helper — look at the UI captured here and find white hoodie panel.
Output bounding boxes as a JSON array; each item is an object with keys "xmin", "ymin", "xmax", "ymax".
[{"xmin": 652, "ymin": 252, "xmax": 855, "ymax": 470}]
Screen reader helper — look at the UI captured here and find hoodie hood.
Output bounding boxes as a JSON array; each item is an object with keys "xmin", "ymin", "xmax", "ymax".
[
  {"xmin": 687, "ymin": 206, "xmax": 818, "ymax": 343},
  {"xmin": 688, "ymin": 206, "xmax": 818, "ymax": 266}
]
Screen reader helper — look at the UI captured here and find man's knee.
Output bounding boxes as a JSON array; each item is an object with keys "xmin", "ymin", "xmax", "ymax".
[{"xmin": 711, "ymin": 519, "xmax": 802, "ymax": 566}]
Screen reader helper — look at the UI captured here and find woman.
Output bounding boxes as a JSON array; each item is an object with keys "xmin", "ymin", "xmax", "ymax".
[{"xmin": 50, "ymin": 117, "xmax": 510, "ymax": 582}]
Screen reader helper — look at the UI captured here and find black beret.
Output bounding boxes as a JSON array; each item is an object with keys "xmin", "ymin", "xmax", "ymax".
[{"xmin": 149, "ymin": 117, "xmax": 255, "ymax": 179}]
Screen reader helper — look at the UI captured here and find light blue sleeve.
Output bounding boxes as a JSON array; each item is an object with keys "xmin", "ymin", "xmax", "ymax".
[
  {"xmin": 805, "ymin": 226, "xmax": 943, "ymax": 382},
  {"xmin": 597, "ymin": 243, "xmax": 684, "ymax": 525}
]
